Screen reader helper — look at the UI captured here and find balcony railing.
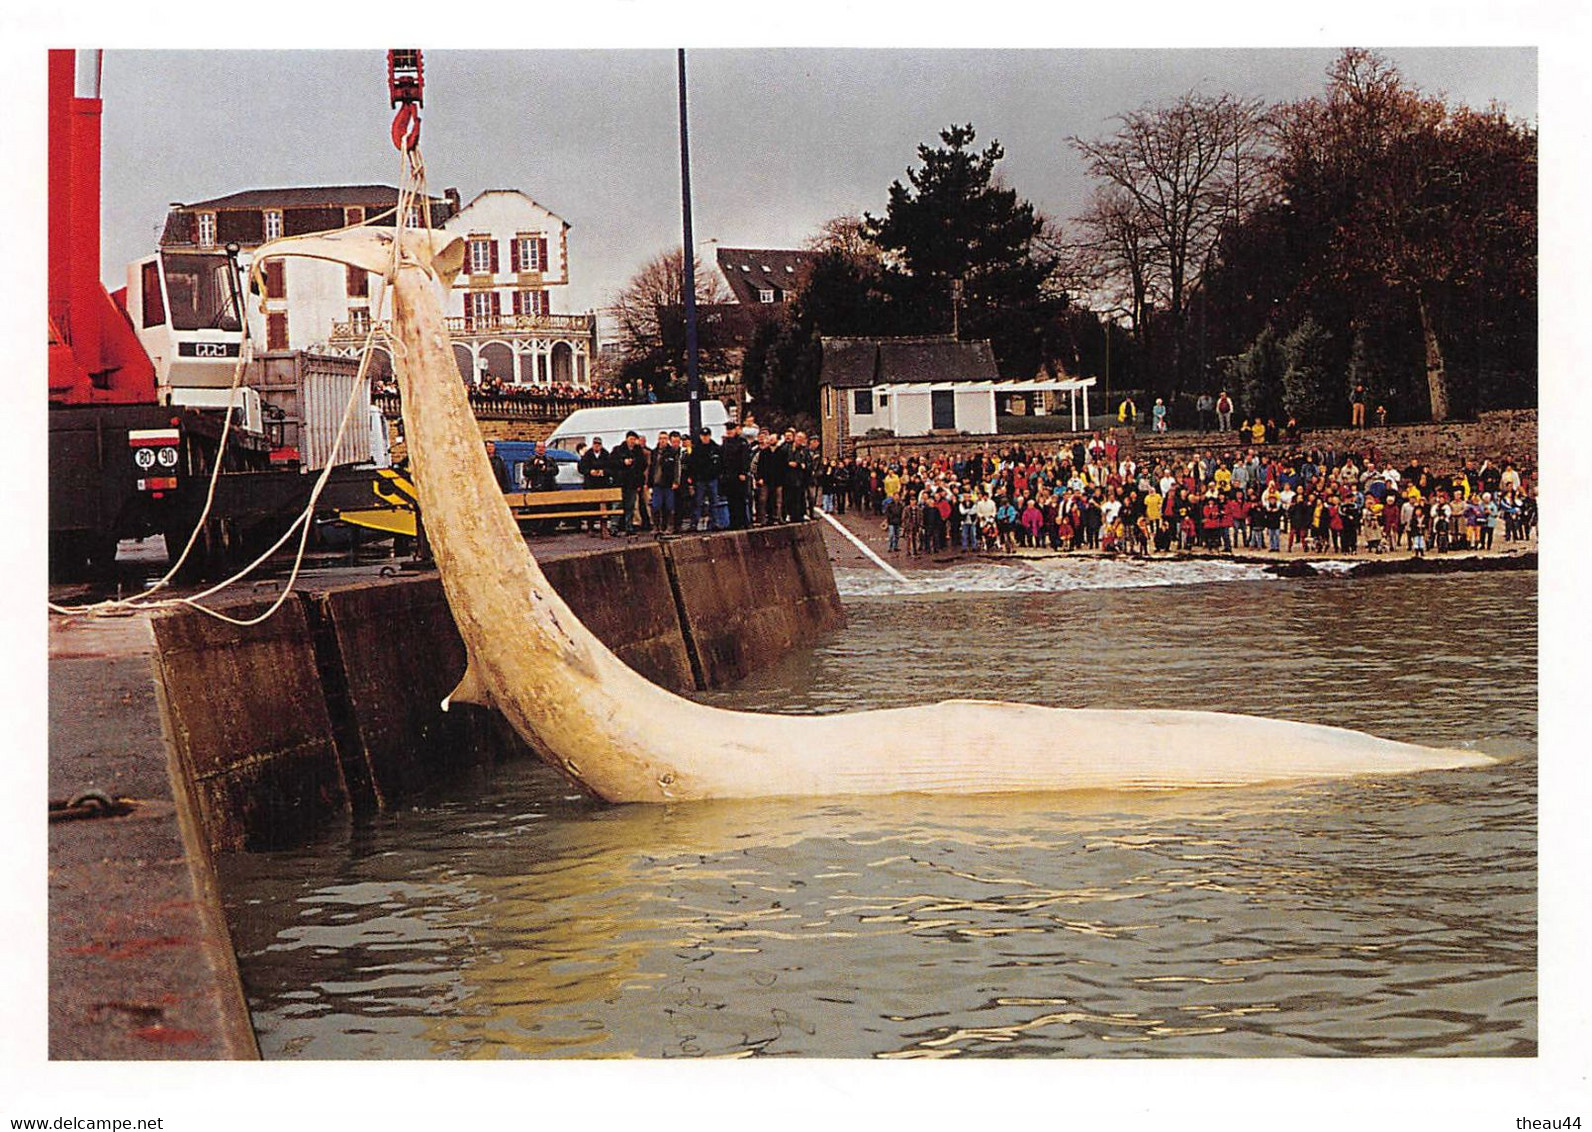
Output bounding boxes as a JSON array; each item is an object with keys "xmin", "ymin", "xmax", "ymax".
[{"xmin": 330, "ymin": 312, "xmax": 596, "ymax": 343}]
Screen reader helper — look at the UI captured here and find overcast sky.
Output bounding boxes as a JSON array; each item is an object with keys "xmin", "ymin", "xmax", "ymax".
[{"xmin": 97, "ymin": 47, "xmax": 1536, "ymax": 321}]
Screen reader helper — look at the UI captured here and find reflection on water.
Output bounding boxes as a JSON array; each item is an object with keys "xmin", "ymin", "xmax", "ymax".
[{"xmin": 222, "ymin": 571, "xmax": 1536, "ymax": 1058}]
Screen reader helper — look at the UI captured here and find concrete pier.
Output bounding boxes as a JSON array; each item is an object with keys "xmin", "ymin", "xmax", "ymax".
[
  {"xmin": 48, "ymin": 613, "xmax": 259, "ymax": 1059},
  {"xmin": 48, "ymin": 521, "xmax": 845, "ymax": 1057}
]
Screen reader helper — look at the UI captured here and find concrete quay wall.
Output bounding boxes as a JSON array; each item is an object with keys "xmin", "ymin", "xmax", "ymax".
[{"xmin": 151, "ymin": 522, "xmax": 844, "ymax": 856}]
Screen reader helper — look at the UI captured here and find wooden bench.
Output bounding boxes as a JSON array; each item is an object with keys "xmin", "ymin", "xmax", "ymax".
[{"xmin": 504, "ymin": 487, "xmax": 625, "ymax": 534}]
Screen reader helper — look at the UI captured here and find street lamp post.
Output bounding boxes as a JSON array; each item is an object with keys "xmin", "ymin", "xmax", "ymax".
[{"xmin": 677, "ymin": 48, "xmax": 702, "ymax": 439}]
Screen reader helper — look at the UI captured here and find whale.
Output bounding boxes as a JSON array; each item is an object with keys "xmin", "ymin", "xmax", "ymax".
[{"xmin": 253, "ymin": 226, "xmax": 1495, "ymax": 804}]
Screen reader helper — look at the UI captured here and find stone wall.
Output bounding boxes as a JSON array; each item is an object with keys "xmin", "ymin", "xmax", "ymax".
[{"xmin": 852, "ymin": 410, "xmax": 1537, "ymax": 475}]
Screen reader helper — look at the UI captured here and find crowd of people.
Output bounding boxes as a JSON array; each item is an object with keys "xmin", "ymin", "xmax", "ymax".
[
  {"xmin": 486, "ymin": 421, "xmax": 1537, "ymax": 562},
  {"xmin": 502, "ymin": 422, "xmax": 832, "ymax": 536},
  {"xmin": 816, "ymin": 433, "xmax": 1536, "ymax": 560},
  {"xmin": 373, "ymin": 375, "xmax": 631, "ymax": 404}
]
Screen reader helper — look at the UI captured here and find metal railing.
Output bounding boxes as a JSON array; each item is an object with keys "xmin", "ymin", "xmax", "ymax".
[{"xmin": 330, "ymin": 312, "xmax": 597, "ymax": 343}]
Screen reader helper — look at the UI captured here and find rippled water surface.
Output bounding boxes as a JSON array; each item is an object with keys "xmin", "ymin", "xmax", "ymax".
[{"xmin": 221, "ymin": 568, "xmax": 1536, "ymax": 1058}]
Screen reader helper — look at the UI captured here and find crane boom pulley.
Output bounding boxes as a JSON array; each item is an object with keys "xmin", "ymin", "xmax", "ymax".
[{"xmin": 387, "ymin": 49, "xmax": 424, "ymax": 152}]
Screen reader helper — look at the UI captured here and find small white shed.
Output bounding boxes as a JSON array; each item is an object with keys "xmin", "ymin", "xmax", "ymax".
[{"xmin": 846, "ymin": 377, "xmax": 1098, "ymax": 440}]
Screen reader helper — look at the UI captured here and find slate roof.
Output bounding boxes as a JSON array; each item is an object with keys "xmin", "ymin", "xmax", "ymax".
[
  {"xmin": 175, "ymin": 185, "xmax": 444, "ymax": 211},
  {"xmin": 715, "ymin": 247, "xmax": 817, "ymax": 306},
  {"xmin": 819, "ymin": 336, "xmax": 1000, "ymax": 389}
]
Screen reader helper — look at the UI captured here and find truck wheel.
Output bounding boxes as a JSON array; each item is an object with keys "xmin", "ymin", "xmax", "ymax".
[
  {"xmin": 49, "ymin": 531, "xmax": 91, "ymax": 583},
  {"xmin": 83, "ymin": 533, "xmax": 120, "ymax": 577},
  {"xmin": 163, "ymin": 522, "xmax": 210, "ymax": 582}
]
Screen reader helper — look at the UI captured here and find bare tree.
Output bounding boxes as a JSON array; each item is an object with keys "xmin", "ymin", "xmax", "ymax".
[
  {"xmin": 1059, "ymin": 186, "xmax": 1162, "ymax": 340},
  {"xmin": 1266, "ymin": 48, "xmax": 1533, "ymax": 420},
  {"xmin": 609, "ymin": 246, "xmax": 729, "ymax": 363},
  {"xmin": 804, "ymin": 214, "xmax": 881, "ymax": 265},
  {"xmin": 1070, "ymin": 91, "xmax": 1268, "ymax": 391}
]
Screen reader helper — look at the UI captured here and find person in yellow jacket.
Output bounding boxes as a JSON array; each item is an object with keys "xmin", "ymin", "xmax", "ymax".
[{"xmin": 1117, "ymin": 396, "xmax": 1138, "ymax": 426}]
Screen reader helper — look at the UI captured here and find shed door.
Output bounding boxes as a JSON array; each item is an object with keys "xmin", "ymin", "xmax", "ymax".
[{"xmin": 931, "ymin": 390, "xmax": 956, "ymax": 430}]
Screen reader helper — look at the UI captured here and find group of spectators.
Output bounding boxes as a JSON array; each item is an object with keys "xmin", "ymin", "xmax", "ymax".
[
  {"xmin": 822, "ymin": 433, "xmax": 1536, "ymax": 561},
  {"xmin": 372, "ymin": 375, "xmax": 629, "ymax": 404},
  {"xmin": 548, "ymin": 423, "xmax": 831, "ymax": 535},
  {"xmin": 1114, "ymin": 386, "xmax": 1389, "ymax": 437}
]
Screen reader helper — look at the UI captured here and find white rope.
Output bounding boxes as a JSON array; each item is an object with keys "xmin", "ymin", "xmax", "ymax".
[
  {"xmin": 49, "ymin": 147, "xmax": 429, "ymax": 625},
  {"xmin": 817, "ymin": 508, "xmax": 914, "ymax": 588}
]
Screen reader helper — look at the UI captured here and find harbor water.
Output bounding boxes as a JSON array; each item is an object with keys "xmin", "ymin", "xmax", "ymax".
[{"xmin": 219, "ymin": 564, "xmax": 1537, "ymax": 1058}]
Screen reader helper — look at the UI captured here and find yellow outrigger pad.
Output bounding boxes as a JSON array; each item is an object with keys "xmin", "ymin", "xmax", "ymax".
[
  {"xmin": 335, "ymin": 507, "xmax": 417, "ymax": 538},
  {"xmin": 334, "ymin": 467, "xmax": 418, "ymax": 537}
]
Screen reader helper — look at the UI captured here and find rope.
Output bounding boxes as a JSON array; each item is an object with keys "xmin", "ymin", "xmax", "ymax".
[{"xmin": 49, "ymin": 143, "xmax": 431, "ymax": 625}]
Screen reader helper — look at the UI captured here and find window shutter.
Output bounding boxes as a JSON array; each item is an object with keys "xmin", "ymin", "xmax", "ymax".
[
  {"xmin": 490, "ymin": 291, "xmax": 501, "ymax": 318},
  {"xmin": 538, "ymin": 238, "xmax": 549, "ymax": 274},
  {"xmin": 187, "ymin": 213, "xmax": 199, "ymax": 244},
  {"xmin": 489, "ymin": 240, "xmax": 500, "ymax": 274},
  {"xmin": 264, "ymin": 260, "xmax": 286, "ymax": 300},
  {"xmin": 511, "ymin": 290, "xmax": 521, "ymax": 316},
  {"xmin": 509, "ymin": 239, "xmax": 521, "ymax": 273}
]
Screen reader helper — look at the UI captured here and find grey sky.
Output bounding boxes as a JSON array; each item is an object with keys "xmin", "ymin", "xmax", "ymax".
[{"xmin": 99, "ymin": 47, "xmax": 1536, "ymax": 321}]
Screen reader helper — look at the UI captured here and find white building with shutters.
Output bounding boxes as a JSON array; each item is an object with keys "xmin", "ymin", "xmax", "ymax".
[
  {"xmin": 134, "ymin": 184, "xmax": 598, "ymax": 391},
  {"xmin": 430, "ymin": 189, "xmax": 597, "ymax": 387}
]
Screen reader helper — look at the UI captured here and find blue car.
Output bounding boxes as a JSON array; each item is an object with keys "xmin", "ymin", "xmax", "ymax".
[{"xmin": 492, "ymin": 441, "xmax": 580, "ymax": 491}]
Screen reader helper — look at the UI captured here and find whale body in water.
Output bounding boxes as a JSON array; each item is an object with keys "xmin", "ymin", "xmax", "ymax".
[{"xmin": 254, "ymin": 226, "xmax": 1494, "ymax": 804}]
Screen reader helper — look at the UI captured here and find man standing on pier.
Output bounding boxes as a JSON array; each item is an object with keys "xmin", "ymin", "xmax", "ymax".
[
  {"xmin": 721, "ymin": 420, "xmax": 753, "ymax": 530},
  {"xmin": 613, "ymin": 430, "xmax": 650, "ymax": 535},
  {"xmin": 651, "ymin": 430, "xmax": 684, "ymax": 533},
  {"xmin": 690, "ymin": 427, "xmax": 725, "ymax": 531},
  {"xmin": 578, "ymin": 437, "xmax": 610, "ymax": 534},
  {"xmin": 486, "ymin": 440, "xmax": 511, "ymax": 493}
]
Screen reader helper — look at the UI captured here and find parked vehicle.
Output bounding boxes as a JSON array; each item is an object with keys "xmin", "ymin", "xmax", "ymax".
[{"xmin": 546, "ymin": 400, "xmax": 749, "ymax": 453}]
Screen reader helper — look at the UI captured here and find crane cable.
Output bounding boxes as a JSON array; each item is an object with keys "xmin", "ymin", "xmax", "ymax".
[{"xmin": 48, "ymin": 148, "xmax": 431, "ymax": 625}]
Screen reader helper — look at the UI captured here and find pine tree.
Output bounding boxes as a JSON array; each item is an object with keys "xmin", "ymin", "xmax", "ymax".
[
  {"xmin": 1281, "ymin": 318, "xmax": 1335, "ymax": 424},
  {"xmin": 863, "ymin": 124, "xmax": 1062, "ymax": 377}
]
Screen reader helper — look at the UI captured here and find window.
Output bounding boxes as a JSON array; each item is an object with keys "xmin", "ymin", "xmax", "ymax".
[
  {"xmin": 348, "ymin": 307, "xmax": 371, "ymax": 335},
  {"xmin": 469, "ymin": 238, "xmax": 496, "ymax": 275},
  {"xmin": 266, "ymin": 312, "xmax": 288, "ymax": 351},
  {"xmin": 853, "ymin": 389, "xmax": 874, "ymax": 415},
  {"xmin": 263, "ymin": 259, "xmax": 286, "ymax": 301},
  {"xmin": 931, "ymin": 390, "xmax": 956, "ymax": 430},
  {"xmin": 196, "ymin": 212, "xmax": 216, "ymax": 247},
  {"xmin": 346, "ymin": 265, "xmax": 369, "ymax": 298},
  {"xmin": 406, "ymin": 204, "xmax": 423, "ymax": 228},
  {"xmin": 514, "ymin": 289, "xmax": 549, "ymax": 317},
  {"xmin": 263, "ymin": 210, "xmax": 283, "ymax": 241},
  {"xmin": 467, "ymin": 291, "xmax": 495, "ymax": 326},
  {"xmin": 140, "ymin": 261, "xmax": 165, "ymax": 328},
  {"xmin": 159, "ymin": 253, "xmax": 240, "ymax": 332},
  {"xmin": 514, "ymin": 235, "xmax": 546, "ymax": 272},
  {"xmin": 758, "ymin": 288, "xmax": 775, "ymax": 304},
  {"xmin": 878, "ymin": 393, "xmax": 889, "ymax": 407},
  {"xmin": 344, "ymin": 206, "xmax": 365, "ymax": 228},
  {"xmin": 824, "ymin": 386, "xmax": 834, "ymax": 419}
]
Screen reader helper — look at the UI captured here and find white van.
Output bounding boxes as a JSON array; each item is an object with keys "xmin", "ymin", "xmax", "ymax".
[{"xmin": 547, "ymin": 400, "xmax": 749, "ymax": 453}]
